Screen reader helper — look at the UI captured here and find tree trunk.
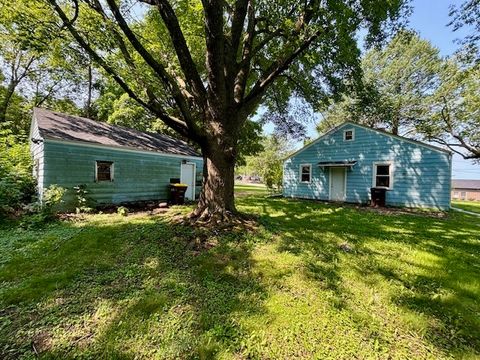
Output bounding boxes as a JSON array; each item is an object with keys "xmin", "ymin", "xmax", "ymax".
[
  {"xmin": 391, "ymin": 118, "xmax": 399, "ymax": 135},
  {"xmin": 85, "ymin": 63, "xmax": 93, "ymax": 117},
  {"xmin": 191, "ymin": 128, "xmax": 237, "ymax": 222},
  {"xmin": 0, "ymin": 81, "xmax": 17, "ymax": 126}
]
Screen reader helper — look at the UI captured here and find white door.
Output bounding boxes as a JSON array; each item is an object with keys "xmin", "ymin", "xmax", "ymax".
[
  {"xmin": 180, "ymin": 163, "xmax": 195, "ymax": 200},
  {"xmin": 330, "ymin": 167, "xmax": 346, "ymax": 201}
]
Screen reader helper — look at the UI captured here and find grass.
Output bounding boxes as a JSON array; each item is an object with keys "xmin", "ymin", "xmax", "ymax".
[
  {"xmin": 234, "ymin": 183, "xmax": 268, "ymax": 195},
  {"xmin": 1, "ymin": 194, "xmax": 480, "ymax": 359},
  {"xmin": 452, "ymin": 200, "xmax": 480, "ymax": 214}
]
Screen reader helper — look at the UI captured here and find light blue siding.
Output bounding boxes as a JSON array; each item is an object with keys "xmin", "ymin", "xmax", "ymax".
[
  {"xmin": 283, "ymin": 123, "xmax": 452, "ymax": 210},
  {"xmin": 42, "ymin": 139, "xmax": 203, "ymax": 209}
]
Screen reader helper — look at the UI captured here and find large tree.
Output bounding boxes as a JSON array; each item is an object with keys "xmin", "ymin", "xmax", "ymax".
[
  {"xmin": 417, "ymin": 53, "xmax": 480, "ymax": 161},
  {"xmin": 317, "ymin": 30, "xmax": 442, "ymax": 136},
  {"xmin": 0, "ymin": 0, "xmax": 90, "ymax": 133},
  {"xmin": 316, "ymin": 29, "xmax": 480, "ymax": 161},
  {"xmin": 448, "ymin": 0, "xmax": 480, "ymax": 63},
  {"xmin": 38, "ymin": 0, "xmax": 407, "ymax": 221}
]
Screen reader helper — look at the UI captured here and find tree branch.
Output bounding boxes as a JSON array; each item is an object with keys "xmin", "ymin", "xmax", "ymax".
[
  {"xmin": 440, "ymin": 95, "xmax": 480, "ymax": 158},
  {"xmin": 104, "ymin": 0, "xmax": 200, "ymax": 135},
  {"xmin": 34, "ymin": 78, "xmax": 63, "ymax": 106},
  {"xmin": 233, "ymin": 0, "xmax": 255, "ymax": 103},
  {"xmin": 230, "ymin": 0, "xmax": 249, "ymax": 59},
  {"xmin": 428, "ymin": 136, "xmax": 477, "ymax": 159},
  {"xmin": 141, "ymin": 0, "xmax": 207, "ymax": 107},
  {"xmin": 47, "ymin": 0, "xmax": 190, "ymax": 137},
  {"xmin": 202, "ymin": 0, "xmax": 227, "ymax": 115},
  {"xmin": 241, "ymin": 30, "xmax": 320, "ymax": 113},
  {"xmin": 86, "ymin": 0, "xmax": 174, "ymax": 118}
]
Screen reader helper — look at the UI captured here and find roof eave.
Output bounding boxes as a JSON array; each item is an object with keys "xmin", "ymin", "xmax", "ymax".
[{"xmin": 43, "ymin": 136, "xmax": 202, "ymax": 159}]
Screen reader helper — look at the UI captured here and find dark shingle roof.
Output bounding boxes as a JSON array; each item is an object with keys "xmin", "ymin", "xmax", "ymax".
[
  {"xmin": 33, "ymin": 108, "xmax": 200, "ymax": 157},
  {"xmin": 452, "ymin": 180, "xmax": 480, "ymax": 190}
]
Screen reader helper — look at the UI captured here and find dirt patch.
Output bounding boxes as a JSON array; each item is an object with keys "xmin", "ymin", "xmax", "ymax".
[
  {"xmin": 57, "ymin": 201, "xmax": 175, "ymax": 220},
  {"xmin": 32, "ymin": 331, "xmax": 53, "ymax": 355},
  {"xmin": 96, "ymin": 200, "xmax": 169, "ymax": 214},
  {"xmin": 362, "ymin": 206, "xmax": 449, "ymax": 218},
  {"xmin": 166, "ymin": 212, "xmax": 260, "ymax": 255},
  {"xmin": 286, "ymin": 198, "xmax": 449, "ymax": 218}
]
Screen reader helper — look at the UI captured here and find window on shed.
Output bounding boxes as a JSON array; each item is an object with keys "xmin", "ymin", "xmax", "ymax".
[
  {"xmin": 300, "ymin": 164, "xmax": 311, "ymax": 183},
  {"xmin": 96, "ymin": 161, "xmax": 114, "ymax": 182},
  {"xmin": 344, "ymin": 129, "xmax": 354, "ymax": 141},
  {"xmin": 374, "ymin": 163, "xmax": 392, "ymax": 189}
]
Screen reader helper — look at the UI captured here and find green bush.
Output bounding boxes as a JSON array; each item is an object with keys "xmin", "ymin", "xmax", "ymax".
[
  {"xmin": 73, "ymin": 184, "xmax": 96, "ymax": 213},
  {"xmin": 0, "ymin": 131, "xmax": 35, "ymax": 217},
  {"xmin": 20, "ymin": 185, "xmax": 66, "ymax": 228},
  {"xmin": 43, "ymin": 185, "xmax": 67, "ymax": 213},
  {"xmin": 117, "ymin": 206, "xmax": 129, "ymax": 216}
]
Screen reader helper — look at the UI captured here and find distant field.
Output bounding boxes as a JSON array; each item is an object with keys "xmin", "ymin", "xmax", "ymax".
[
  {"xmin": 234, "ymin": 183, "xmax": 269, "ymax": 195},
  {"xmin": 452, "ymin": 200, "xmax": 480, "ymax": 214}
]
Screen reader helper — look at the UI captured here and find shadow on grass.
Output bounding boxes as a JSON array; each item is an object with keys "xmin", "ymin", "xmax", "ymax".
[
  {"xmin": 0, "ymin": 214, "xmax": 268, "ymax": 359},
  {"xmin": 240, "ymin": 196, "xmax": 480, "ymax": 357},
  {"xmin": 1, "ymin": 196, "xmax": 479, "ymax": 358}
]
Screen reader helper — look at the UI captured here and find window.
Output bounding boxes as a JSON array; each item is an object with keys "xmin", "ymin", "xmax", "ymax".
[
  {"xmin": 300, "ymin": 164, "xmax": 311, "ymax": 183},
  {"xmin": 461, "ymin": 191, "xmax": 466, "ymax": 200},
  {"xmin": 344, "ymin": 129, "xmax": 354, "ymax": 141},
  {"xmin": 453, "ymin": 191, "xmax": 459, "ymax": 198},
  {"xmin": 373, "ymin": 162, "xmax": 392, "ymax": 189},
  {"xmin": 96, "ymin": 161, "xmax": 114, "ymax": 182}
]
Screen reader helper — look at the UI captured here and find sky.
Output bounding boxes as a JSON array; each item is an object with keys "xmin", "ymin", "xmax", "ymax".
[{"xmin": 275, "ymin": 0, "xmax": 480, "ymax": 180}]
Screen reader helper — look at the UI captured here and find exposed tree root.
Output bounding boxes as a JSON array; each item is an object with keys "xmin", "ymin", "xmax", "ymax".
[
  {"xmin": 190, "ymin": 205, "xmax": 234, "ymax": 223},
  {"xmin": 166, "ymin": 207, "xmax": 259, "ymax": 256},
  {"xmin": 169, "ymin": 205, "xmax": 259, "ymax": 233}
]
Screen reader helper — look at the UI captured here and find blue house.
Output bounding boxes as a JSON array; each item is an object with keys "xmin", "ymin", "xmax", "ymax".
[
  {"xmin": 30, "ymin": 108, "xmax": 203, "ymax": 208},
  {"xmin": 283, "ymin": 122, "xmax": 452, "ymax": 210}
]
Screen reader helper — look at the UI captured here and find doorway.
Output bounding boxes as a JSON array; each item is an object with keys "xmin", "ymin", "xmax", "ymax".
[
  {"xmin": 180, "ymin": 162, "xmax": 196, "ymax": 200},
  {"xmin": 329, "ymin": 167, "xmax": 346, "ymax": 201}
]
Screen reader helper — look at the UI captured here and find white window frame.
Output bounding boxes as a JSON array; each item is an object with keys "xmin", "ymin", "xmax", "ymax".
[
  {"xmin": 372, "ymin": 161, "xmax": 393, "ymax": 190},
  {"xmin": 343, "ymin": 129, "xmax": 355, "ymax": 142},
  {"xmin": 95, "ymin": 160, "xmax": 114, "ymax": 182},
  {"xmin": 299, "ymin": 164, "xmax": 312, "ymax": 183}
]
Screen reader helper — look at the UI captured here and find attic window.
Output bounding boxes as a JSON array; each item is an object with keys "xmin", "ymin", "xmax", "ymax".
[
  {"xmin": 344, "ymin": 129, "xmax": 354, "ymax": 141},
  {"xmin": 96, "ymin": 161, "xmax": 114, "ymax": 182}
]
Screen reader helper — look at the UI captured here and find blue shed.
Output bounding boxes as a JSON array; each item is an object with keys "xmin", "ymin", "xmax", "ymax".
[
  {"xmin": 283, "ymin": 122, "xmax": 452, "ymax": 210},
  {"xmin": 30, "ymin": 108, "xmax": 203, "ymax": 208}
]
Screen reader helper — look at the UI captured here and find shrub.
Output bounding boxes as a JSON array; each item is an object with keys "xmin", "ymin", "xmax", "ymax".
[
  {"xmin": 42, "ymin": 185, "xmax": 67, "ymax": 214},
  {"xmin": 20, "ymin": 185, "xmax": 66, "ymax": 228},
  {"xmin": 0, "ymin": 132, "xmax": 35, "ymax": 217},
  {"xmin": 117, "ymin": 206, "xmax": 129, "ymax": 216},
  {"xmin": 73, "ymin": 184, "xmax": 96, "ymax": 213}
]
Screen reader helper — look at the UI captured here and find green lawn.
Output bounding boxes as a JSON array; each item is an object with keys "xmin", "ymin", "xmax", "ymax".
[
  {"xmin": 1, "ymin": 195, "xmax": 480, "ymax": 359},
  {"xmin": 234, "ymin": 183, "xmax": 268, "ymax": 195},
  {"xmin": 452, "ymin": 200, "xmax": 480, "ymax": 214}
]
